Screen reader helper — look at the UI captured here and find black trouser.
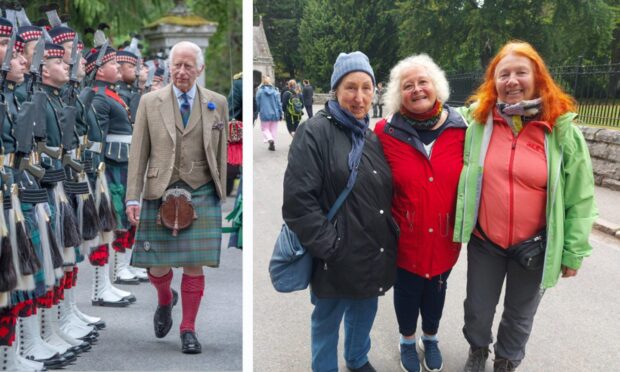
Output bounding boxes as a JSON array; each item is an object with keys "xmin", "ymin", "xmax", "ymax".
[
  {"xmin": 372, "ymin": 104, "xmax": 383, "ymax": 118},
  {"xmin": 285, "ymin": 114, "xmax": 301, "ymax": 134},
  {"xmin": 304, "ymin": 104, "xmax": 313, "ymax": 118}
]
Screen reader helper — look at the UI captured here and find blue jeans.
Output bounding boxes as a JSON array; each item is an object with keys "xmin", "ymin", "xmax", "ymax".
[{"xmin": 310, "ymin": 292, "xmax": 378, "ymax": 372}]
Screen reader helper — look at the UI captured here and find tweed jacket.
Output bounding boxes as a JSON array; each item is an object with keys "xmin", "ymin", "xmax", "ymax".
[{"xmin": 126, "ymin": 84, "xmax": 228, "ymax": 201}]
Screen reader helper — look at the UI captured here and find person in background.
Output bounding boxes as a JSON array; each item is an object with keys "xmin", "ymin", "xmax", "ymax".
[
  {"xmin": 281, "ymin": 79, "xmax": 303, "ymax": 136},
  {"xmin": 256, "ymin": 75, "xmax": 283, "ymax": 151},
  {"xmin": 375, "ymin": 54, "xmax": 466, "ymax": 372},
  {"xmin": 372, "ymin": 82, "xmax": 385, "ymax": 118},
  {"xmin": 302, "ymin": 79, "xmax": 314, "ymax": 118},
  {"xmin": 282, "ymin": 51, "xmax": 398, "ymax": 372},
  {"xmin": 455, "ymin": 41, "xmax": 597, "ymax": 372}
]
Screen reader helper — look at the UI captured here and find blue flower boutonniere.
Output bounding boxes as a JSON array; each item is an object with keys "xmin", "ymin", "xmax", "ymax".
[{"xmin": 207, "ymin": 102, "xmax": 216, "ymax": 111}]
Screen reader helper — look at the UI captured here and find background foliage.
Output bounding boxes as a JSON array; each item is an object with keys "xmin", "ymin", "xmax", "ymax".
[
  {"xmin": 255, "ymin": 0, "xmax": 620, "ymax": 91},
  {"xmin": 22, "ymin": 0, "xmax": 241, "ymax": 94}
]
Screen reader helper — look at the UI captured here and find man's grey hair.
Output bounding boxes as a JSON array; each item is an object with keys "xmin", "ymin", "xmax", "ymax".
[
  {"xmin": 168, "ymin": 41, "xmax": 204, "ymax": 69},
  {"xmin": 383, "ymin": 54, "xmax": 450, "ymax": 115}
]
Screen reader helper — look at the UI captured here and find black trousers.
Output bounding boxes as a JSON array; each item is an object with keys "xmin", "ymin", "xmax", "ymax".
[
  {"xmin": 285, "ymin": 114, "xmax": 301, "ymax": 134},
  {"xmin": 304, "ymin": 104, "xmax": 314, "ymax": 118}
]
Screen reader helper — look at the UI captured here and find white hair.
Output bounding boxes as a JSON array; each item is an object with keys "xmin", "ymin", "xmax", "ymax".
[
  {"xmin": 168, "ymin": 41, "xmax": 204, "ymax": 69},
  {"xmin": 383, "ymin": 54, "xmax": 450, "ymax": 115}
]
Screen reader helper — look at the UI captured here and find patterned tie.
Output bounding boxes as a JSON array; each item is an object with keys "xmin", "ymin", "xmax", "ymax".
[{"xmin": 180, "ymin": 93, "xmax": 191, "ymax": 127}]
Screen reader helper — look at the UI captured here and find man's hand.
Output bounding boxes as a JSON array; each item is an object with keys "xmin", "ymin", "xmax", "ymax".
[
  {"xmin": 561, "ymin": 265, "xmax": 578, "ymax": 278},
  {"xmin": 126, "ymin": 205, "xmax": 141, "ymax": 226}
]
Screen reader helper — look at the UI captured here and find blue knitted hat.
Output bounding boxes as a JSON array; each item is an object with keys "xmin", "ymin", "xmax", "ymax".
[{"xmin": 330, "ymin": 51, "xmax": 375, "ymax": 90}]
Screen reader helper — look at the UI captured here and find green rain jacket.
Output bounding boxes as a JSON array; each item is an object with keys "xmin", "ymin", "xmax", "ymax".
[{"xmin": 453, "ymin": 104, "xmax": 598, "ymax": 289}]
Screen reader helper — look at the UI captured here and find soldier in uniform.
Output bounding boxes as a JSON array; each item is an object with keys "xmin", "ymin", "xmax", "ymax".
[
  {"xmin": 86, "ymin": 45, "xmax": 136, "ymax": 307},
  {"xmin": 113, "ymin": 48, "xmax": 148, "ymax": 284},
  {"xmin": 1, "ymin": 21, "xmax": 79, "ymax": 369}
]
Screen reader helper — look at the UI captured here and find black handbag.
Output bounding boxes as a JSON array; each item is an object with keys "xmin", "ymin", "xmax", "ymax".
[{"xmin": 477, "ymin": 224, "xmax": 546, "ymax": 271}]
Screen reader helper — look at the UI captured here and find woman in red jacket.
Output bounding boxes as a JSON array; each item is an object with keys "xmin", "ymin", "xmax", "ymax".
[{"xmin": 375, "ymin": 54, "xmax": 466, "ymax": 372}]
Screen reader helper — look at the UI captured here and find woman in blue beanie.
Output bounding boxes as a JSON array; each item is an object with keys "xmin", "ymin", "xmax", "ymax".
[{"xmin": 282, "ymin": 51, "xmax": 399, "ymax": 372}]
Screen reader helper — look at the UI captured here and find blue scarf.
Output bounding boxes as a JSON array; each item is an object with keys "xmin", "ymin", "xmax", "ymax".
[{"xmin": 327, "ymin": 99, "xmax": 368, "ymax": 188}]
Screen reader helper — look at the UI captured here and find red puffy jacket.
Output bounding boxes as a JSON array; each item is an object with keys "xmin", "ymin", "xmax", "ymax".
[{"xmin": 375, "ymin": 106, "xmax": 466, "ymax": 278}]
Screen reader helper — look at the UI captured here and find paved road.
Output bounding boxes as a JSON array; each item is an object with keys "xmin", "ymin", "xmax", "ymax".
[
  {"xmin": 64, "ymin": 193, "xmax": 242, "ymax": 371},
  {"xmin": 253, "ymin": 110, "xmax": 620, "ymax": 371}
]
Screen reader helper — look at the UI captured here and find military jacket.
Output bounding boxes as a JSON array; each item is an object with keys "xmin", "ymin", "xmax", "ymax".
[{"xmin": 91, "ymin": 80, "xmax": 132, "ymax": 163}]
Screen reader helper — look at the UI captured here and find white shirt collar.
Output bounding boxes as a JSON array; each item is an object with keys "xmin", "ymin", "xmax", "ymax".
[{"xmin": 173, "ymin": 84, "xmax": 197, "ymax": 100}]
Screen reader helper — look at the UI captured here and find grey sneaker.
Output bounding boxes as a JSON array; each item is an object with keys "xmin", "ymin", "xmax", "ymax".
[
  {"xmin": 493, "ymin": 358, "xmax": 517, "ymax": 372},
  {"xmin": 463, "ymin": 347, "xmax": 489, "ymax": 372}
]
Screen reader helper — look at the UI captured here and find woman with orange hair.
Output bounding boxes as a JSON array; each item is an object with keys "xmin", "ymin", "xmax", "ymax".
[{"xmin": 453, "ymin": 41, "xmax": 597, "ymax": 372}]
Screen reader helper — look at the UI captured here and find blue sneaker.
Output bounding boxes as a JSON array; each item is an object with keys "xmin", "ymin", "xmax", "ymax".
[
  {"xmin": 399, "ymin": 342, "xmax": 421, "ymax": 372},
  {"xmin": 417, "ymin": 337, "xmax": 443, "ymax": 371}
]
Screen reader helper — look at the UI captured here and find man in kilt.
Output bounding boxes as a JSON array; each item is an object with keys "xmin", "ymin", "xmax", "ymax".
[{"xmin": 125, "ymin": 41, "xmax": 228, "ymax": 354}]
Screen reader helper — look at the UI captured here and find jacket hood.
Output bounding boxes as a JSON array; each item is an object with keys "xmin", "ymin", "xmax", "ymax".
[{"xmin": 260, "ymin": 84, "xmax": 277, "ymax": 96}]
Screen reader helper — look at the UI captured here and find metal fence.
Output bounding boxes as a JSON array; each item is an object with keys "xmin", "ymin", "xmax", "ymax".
[{"xmin": 447, "ymin": 63, "xmax": 620, "ymax": 128}]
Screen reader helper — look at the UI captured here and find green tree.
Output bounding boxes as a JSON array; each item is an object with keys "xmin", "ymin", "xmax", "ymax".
[
  {"xmin": 192, "ymin": 0, "xmax": 242, "ymax": 94},
  {"xmin": 298, "ymin": 0, "xmax": 398, "ymax": 91},
  {"xmin": 254, "ymin": 0, "xmax": 306, "ymax": 80},
  {"xmin": 395, "ymin": 0, "xmax": 614, "ymax": 72},
  {"xmin": 22, "ymin": 0, "xmax": 240, "ymax": 94}
]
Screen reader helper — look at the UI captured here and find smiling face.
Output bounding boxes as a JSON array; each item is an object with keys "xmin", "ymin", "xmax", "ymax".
[
  {"xmin": 494, "ymin": 53, "xmax": 536, "ymax": 104},
  {"xmin": 400, "ymin": 65, "xmax": 437, "ymax": 114},
  {"xmin": 335, "ymin": 71, "xmax": 374, "ymax": 119}
]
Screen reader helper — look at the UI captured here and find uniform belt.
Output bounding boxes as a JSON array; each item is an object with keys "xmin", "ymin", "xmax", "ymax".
[
  {"xmin": 40, "ymin": 168, "xmax": 66, "ymax": 184},
  {"xmin": 20, "ymin": 188, "xmax": 49, "ymax": 204},
  {"xmin": 106, "ymin": 134, "xmax": 132, "ymax": 144},
  {"xmin": 1, "ymin": 153, "xmax": 15, "ymax": 168},
  {"xmin": 88, "ymin": 141, "xmax": 103, "ymax": 153},
  {"xmin": 63, "ymin": 181, "xmax": 91, "ymax": 195}
]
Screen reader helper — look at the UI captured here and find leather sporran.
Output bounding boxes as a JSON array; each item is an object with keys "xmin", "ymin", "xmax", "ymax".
[{"xmin": 156, "ymin": 188, "xmax": 197, "ymax": 236}]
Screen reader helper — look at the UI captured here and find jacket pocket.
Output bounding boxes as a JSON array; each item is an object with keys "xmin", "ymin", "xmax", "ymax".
[
  {"xmin": 147, "ymin": 167, "xmax": 159, "ymax": 178},
  {"xmin": 193, "ymin": 160, "xmax": 208, "ymax": 167}
]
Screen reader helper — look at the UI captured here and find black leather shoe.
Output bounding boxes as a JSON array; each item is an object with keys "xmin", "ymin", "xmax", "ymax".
[
  {"xmin": 36, "ymin": 353, "xmax": 69, "ymax": 368},
  {"xmin": 154, "ymin": 289, "xmax": 178, "ymax": 338},
  {"xmin": 180, "ymin": 331, "xmax": 202, "ymax": 354},
  {"xmin": 89, "ymin": 319, "xmax": 106, "ymax": 329},
  {"xmin": 122, "ymin": 294, "xmax": 137, "ymax": 303},
  {"xmin": 91, "ymin": 297, "xmax": 131, "ymax": 307}
]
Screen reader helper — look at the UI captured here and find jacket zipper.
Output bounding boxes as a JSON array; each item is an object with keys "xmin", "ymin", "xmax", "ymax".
[{"xmin": 508, "ymin": 136, "xmax": 518, "ymax": 246}]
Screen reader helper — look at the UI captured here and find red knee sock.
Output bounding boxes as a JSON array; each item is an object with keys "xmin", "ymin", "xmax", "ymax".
[
  {"xmin": 148, "ymin": 270, "xmax": 173, "ymax": 306},
  {"xmin": 0, "ymin": 308, "xmax": 16, "ymax": 346},
  {"xmin": 179, "ymin": 274, "xmax": 204, "ymax": 333}
]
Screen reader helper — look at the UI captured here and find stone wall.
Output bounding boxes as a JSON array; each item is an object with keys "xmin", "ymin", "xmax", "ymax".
[
  {"xmin": 580, "ymin": 127, "xmax": 620, "ymax": 190},
  {"xmin": 314, "ymin": 93, "xmax": 330, "ymax": 105}
]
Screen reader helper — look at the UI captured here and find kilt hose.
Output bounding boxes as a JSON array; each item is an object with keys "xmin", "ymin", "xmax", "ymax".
[{"xmin": 131, "ymin": 182, "xmax": 222, "ymax": 268}]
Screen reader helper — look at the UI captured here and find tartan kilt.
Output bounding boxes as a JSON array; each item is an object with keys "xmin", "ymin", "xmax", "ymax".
[
  {"xmin": 105, "ymin": 161, "xmax": 130, "ymax": 230},
  {"xmin": 131, "ymin": 182, "xmax": 222, "ymax": 268}
]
